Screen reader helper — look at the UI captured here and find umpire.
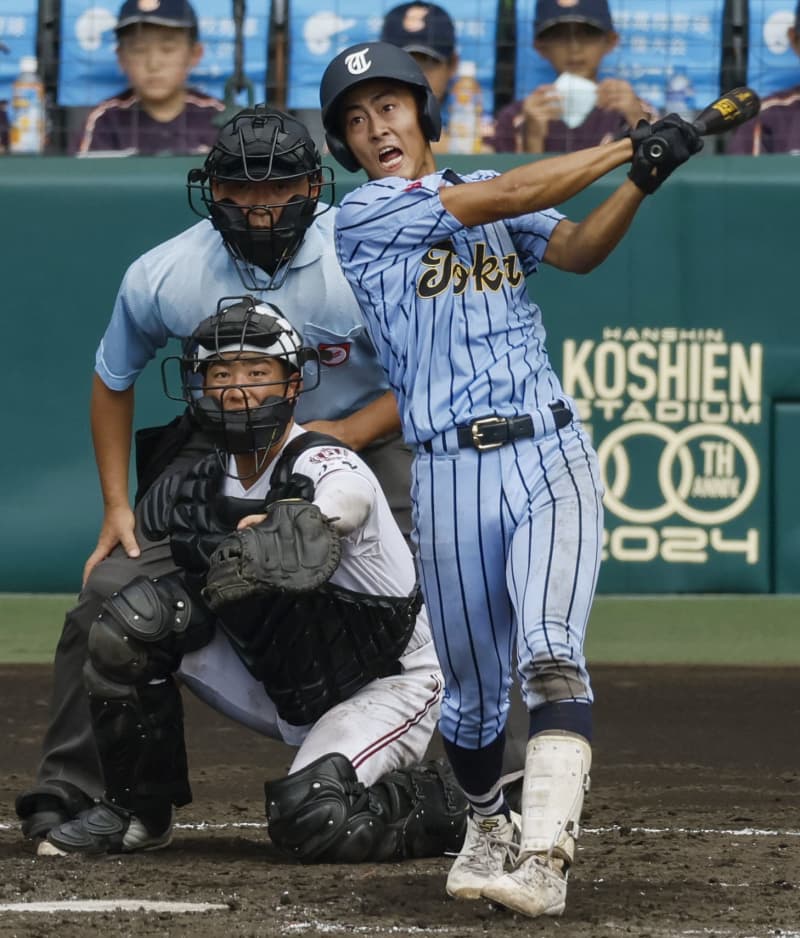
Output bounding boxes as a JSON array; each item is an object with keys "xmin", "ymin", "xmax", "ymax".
[{"xmin": 16, "ymin": 105, "xmax": 415, "ymax": 849}]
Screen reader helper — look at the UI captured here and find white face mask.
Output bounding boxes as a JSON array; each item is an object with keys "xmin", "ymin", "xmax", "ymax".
[{"xmin": 554, "ymin": 72, "xmax": 597, "ymax": 129}]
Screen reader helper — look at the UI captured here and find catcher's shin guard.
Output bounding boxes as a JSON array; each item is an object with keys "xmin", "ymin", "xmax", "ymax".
[
  {"xmin": 265, "ymin": 754, "xmax": 468, "ymax": 863},
  {"xmin": 518, "ymin": 731, "xmax": 592, "ymax": 866}
]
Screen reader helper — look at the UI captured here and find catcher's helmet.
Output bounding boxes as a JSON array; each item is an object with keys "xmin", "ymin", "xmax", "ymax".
[
  {"xmin": 319, "ymin": 42, "xmax": 441, "ymax": 172},
  {"xmin": 166, "ymin": 297, "xmax": 319, "ymax": 461},
  {"xmin": 187, "ymin": 105, "xmax": 333, "ymax": 290}
]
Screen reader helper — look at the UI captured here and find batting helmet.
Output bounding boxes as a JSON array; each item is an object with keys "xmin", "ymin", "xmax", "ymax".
[
  {"xmin": 187, "ymin": 105, "xmax": 334, "ymax": 289},
  {"xmin": 319, "ymin": 41, "xmax": 441, "ymax": 172},
  {"xmin": 169, "ymin": 297, "xmax": 319, "ymax": 458}
]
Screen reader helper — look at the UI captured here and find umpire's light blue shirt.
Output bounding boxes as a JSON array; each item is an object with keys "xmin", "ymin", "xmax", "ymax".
[{"xmin": 95, "ymin": 209, "xmax": 390, "ymax": 423}]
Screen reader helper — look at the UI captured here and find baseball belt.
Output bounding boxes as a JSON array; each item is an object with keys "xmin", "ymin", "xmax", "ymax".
[{"xmin": 421, "ymin": 402, "xmax": 572, "ymax": 453}]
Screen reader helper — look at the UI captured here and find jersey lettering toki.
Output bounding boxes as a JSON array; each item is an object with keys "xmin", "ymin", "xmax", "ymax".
[{"xmin": 334, "ymin": 169, "xmax": 568, "ymax": 443}]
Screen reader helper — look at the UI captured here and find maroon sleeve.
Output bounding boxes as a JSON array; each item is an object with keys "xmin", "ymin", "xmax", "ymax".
[
  {"xmin": 725, "ymin": 119, "xmax": 758, "ymax": 155},
  {"xmin": 487, "ymin": 100, "xmax": 522, "ymax": 153},
  {"xmin": 0, "ymin": 104, "xmax": 8, "ymax": 151}
]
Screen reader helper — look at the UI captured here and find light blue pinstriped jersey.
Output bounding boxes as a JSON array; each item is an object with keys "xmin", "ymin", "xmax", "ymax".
[{"xmin": 335, "ymin": 169, "xmax": 567, "ymax": 444}]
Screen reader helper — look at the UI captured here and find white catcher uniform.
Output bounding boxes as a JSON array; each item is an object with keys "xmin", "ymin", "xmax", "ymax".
[{"xmin": 179, "ymin": 424, "xmax": 442, "ymax": 786}]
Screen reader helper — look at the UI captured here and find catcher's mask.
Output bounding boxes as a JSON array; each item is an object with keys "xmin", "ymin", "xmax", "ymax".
[
  {"xmin": 319, "ymin": 41, "xmax": 441, "ymax": 173},
  {"xmin": 164, "ymin": 297, "xmax": 320, "ymax": 471},
  {"xmin": 187, "ymin": 104, "xmax": 334, "ymax": 290}
]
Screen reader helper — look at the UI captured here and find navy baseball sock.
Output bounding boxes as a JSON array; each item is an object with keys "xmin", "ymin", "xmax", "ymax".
[
  {"xmin": 442, "ymin": 731, "xmax": 509, "ymax": 817},
  {"xmin": 528, "ymin": 701, "xmax": 593, "ymax": 741}
]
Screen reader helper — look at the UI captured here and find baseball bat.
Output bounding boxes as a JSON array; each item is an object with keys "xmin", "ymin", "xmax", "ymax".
[{"xmin": 642, "ymin": 87, "xmax": 761, "ymax": 162}]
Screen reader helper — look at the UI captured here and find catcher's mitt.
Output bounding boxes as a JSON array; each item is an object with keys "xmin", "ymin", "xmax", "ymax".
[{"xmin": 202, "ymin": 499, "xmax": 341, "ymax": 608}]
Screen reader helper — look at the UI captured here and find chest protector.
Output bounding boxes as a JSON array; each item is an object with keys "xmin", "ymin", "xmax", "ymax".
[{"xmin": 168, "ymin": 434, "xmax": 421, "ymax": 726}]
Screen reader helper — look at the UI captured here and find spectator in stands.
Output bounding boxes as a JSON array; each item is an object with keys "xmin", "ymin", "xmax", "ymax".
[
  {"xmin": 488, "ymin": 0, "xmax": 652, "ymax": 154},
  {"xmin": 74, "ymin": 0, "xmax": 224, "ymax": 155},
  {"xmin": 727, "ymin": 0, "xmax": 800, "ymax": 155},
  {"xmin": 380, "ymin": 3, "xmax": 459, "ymax": 152}
]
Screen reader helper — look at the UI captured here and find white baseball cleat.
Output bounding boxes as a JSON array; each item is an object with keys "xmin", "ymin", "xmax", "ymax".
[
  {"xmin": 445, "ymin": 811, "xmax": 520, "ymax": 900},
  {"xmin": 481, "ymin": 852, "xmax": 567, "ymax": 917},
  {"xmin": 36, "ymin": 838, "xmax": 67, "ymax": 857}
]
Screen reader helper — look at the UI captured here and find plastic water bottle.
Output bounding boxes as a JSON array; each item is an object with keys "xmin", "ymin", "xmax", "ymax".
[
  {"xmin": 664, "ymin": 67, "xmax": 695, "ymax": 122},
  {"xmin": 9, "ymin": 56, "xmax": 45, "ymax": 154},
  {"xmin": 448, "ymin": 60, "xmax": 482, "ymax": 154}
]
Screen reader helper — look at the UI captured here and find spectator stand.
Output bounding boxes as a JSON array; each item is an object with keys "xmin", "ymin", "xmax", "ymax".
[
  {"xmin": 514, "ymin": 0, "xmax": 725, "ymax": 116},
  {"xmin": 747, "ymin": 0, "xmax": 800, "ymax": 96},
  {"xmin": 286, "ymin": 0, "xmax": 498, "ymax": 134}
]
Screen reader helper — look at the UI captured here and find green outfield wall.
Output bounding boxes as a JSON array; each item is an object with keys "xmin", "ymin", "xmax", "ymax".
[{"xmin": 1, "ymin": 155, "xmax": 797, "ymax": 593}]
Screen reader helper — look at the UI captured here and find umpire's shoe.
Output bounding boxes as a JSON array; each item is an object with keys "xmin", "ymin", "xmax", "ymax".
[
  {"xmin": 16, "ymin": 781, "xmax": 95, "ymax": 840},
  {"xmin": 46, "ymin": 800, "xmax": 174, "ymax": 855},
  {"xmin": 445, "ymin": 811, "xmax": 520, "ymax": 900}
]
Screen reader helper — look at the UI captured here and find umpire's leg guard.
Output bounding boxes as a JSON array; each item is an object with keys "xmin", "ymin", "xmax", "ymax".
[
  {"xmin": 82, "ymin": 572, "xmax": 209, "ymax": 823},
  {"xmin": 265, "ymin": 753, "xmax": 468, "ymax": 863}
]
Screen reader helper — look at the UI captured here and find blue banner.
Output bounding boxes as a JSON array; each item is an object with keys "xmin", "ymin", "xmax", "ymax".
[
  {"xmin": 748, "ymin": 0, "xmax": 800, "ymax": 97},
  {"xmin": 514, "ymin": 0, "xmax": 725, "ymax": 115},
  {"xmin": 58, "ymin": 0, "xmax": 269, "ymax": 106},
  {"xmin": 287, "ymin": 0, "xmax": 497, "ymax": 113},
  {"xmin": 0, "ymin": 0, "xmax": 37, "ymax": 102}
]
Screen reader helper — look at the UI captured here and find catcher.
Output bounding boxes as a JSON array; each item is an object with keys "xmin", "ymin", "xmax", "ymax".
[{"xmin": 45, "ymin": 297, "xmax": 467, "ymax": 862}]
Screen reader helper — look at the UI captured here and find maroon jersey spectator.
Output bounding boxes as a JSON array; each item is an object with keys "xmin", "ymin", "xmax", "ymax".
[
  {"xmin": 726, "ymin": 86, "xmax": 800, "ymax": 155},
  {"xmin": 728, "ymin": 0, "xmax": 800, "ymax": 155},
  {"xmin": 75, "ymin": 87, "xmax": 224, "ymax": 155},
  {"xmin": 490, "ymin": 98, "xmax": 630, "ymax": 153},
  {"xmin": 74, "ymin": 0, "xmax": 224, "ymax": 156},
  {"xmin": 487, "ymin": 0, "xmax": 651, "ymax": 154}
]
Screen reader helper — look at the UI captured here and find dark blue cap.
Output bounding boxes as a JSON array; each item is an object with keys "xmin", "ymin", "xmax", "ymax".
[
  {"xmin": 534, "ymin": 0, "xmax": 613, "ymax": 38},
  {"xmin": 116, "ymin": 0, "xmax": 198, "ymax": 33},
  {"xmin": 380, "ymin": 3, "xmax": 456, "ymax": 63}
]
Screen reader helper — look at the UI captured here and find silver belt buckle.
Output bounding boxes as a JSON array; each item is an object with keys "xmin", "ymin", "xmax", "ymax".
[{"xmin": 470, "ymin": 416, "xmax": 507, "ymax": 450}]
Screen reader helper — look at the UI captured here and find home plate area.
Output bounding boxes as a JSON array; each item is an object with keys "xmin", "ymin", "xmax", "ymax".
[{"xmin": 0, "ymin": 665, "xmax": 798, "ymax": 938}]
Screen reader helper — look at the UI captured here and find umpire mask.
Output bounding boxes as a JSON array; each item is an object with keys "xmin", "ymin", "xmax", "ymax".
[
  {"xmin": 187, "ymin": 105, "xmax": 334, "ymax": 291},
  {"xmin": 207, "ymin": 194, "xmax": 318, "ymax": 281}
]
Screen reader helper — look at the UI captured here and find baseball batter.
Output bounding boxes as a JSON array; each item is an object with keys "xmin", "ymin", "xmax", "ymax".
[
  {"xmin": 319, "ymin": 42, "xmax": 702, "ymax": 917},
  {"xmin": 46, "ymin": 298, "xmax": 467, "ymax": 862}
]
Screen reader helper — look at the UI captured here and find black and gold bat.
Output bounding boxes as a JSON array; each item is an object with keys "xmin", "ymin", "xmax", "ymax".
[{"xmin": 643, "ymin": 87, "xmax": 761, "ymax": 162}]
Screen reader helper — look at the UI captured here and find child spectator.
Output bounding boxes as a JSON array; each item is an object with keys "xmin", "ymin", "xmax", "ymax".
[
  {"xmin": 380, "ymin": 3, "xmax": 459, "ymax": 152},
  {"xmin": 488, "ymin": 0, "xmax": 652, "ymax": 153},
  {"xmin": 727, "ymin": 0, "xmax": 800, "ymax": 155},
  {"xmin": 74, "ymin": 0, "xmax": 224, "ymax": 155}
]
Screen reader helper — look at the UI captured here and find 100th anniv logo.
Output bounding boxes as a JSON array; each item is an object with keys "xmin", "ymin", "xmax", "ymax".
[{"xmin": 562, "ymin": 327, "xmax": 763, "ymax": 566}]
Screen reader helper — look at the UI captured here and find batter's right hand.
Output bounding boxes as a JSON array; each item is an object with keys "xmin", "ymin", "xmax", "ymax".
[{"xmin": 82, "ymin": 505, "xmax": 140, "ymax": 586}]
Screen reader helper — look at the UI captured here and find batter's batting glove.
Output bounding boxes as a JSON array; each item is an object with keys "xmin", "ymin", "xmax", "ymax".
[
  {"xmin": 622, "ymin": 118, "xmax": 652, "ymax": 147},
  {"xmin": 628, "ymin": 114, "xmax": 703, "ymax": 195}
]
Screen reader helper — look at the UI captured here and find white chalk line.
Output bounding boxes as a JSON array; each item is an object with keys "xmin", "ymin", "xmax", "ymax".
[
  {"xmin": 0, "ymin": 899, "xmax": 229, "ymax": 913},
  {"xmin": 4, "ymin": 821, "xmax": 799, "ymax": 838}
]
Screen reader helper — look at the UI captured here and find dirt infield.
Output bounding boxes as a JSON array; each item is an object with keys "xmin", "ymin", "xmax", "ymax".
[{"xmin": 1, "ymin": 664, "xmax": 798, "ymax": 938}]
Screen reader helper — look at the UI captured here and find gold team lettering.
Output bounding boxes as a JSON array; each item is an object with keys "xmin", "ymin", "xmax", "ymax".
[{"xmin": 417, "ymin": 241, "xmax": 523, "ymax": 298}]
